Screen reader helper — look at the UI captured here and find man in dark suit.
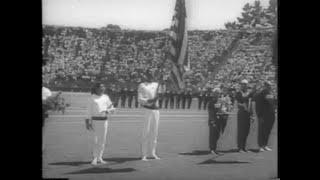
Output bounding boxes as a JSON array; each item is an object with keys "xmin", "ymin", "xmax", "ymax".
[
  {"xmin": 113, "ymin": 86, "xmax": 121, "ymax": 108},
  {"xmin": 203, "ymin": 89, "xmax": 211, "ymax": 110},
  {"xmin": 186, "ymin": 89, "xmax": 193, "ymax": 109},
  {"xmin": 164, "ymin": 90, "xmax": 170, "ymax": 109},
  {"xmin": 170, "ymin": 90, "xmax": 175, "ymax": 109},
  {"xmin": 208, "ymin": 88, "xmax": 230, "ymax": 155},
  {"xmin": 134, "ymin": 87, "xmax": 139, "ymax": 108},
  {"xmin": 181, "ymin": 89, "xmax": 187, "ymax": 109},
  {"xmin": 197, "ymin": 88, "xmax": 205, "ymax": 110},
  {"xmin": 175, "ymin": 90, "xmax": 181, "ymax": 109},
  {"xmin": 158, "ymin": 91, "xmax": 163, "ymax": 109},
  {"xmin": 120, "ymin": 87, "xmax": 128, "ymax": 108},
  {"xmin": 128, "ymin": 88, "xmax": 135, "ymax": 108},
  {"xmin": 252, "ymin": 81, "xmax": 276, "ymax": 152}
]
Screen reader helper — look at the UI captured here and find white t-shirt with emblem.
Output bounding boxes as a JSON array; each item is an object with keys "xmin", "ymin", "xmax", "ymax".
[
  {"xmin": 86, "ymin": 94, "xmax": 114, "ymax": 119},
  {"xmin": 137, "ymin": 82, "xmax": 159, "ymax": 105}
]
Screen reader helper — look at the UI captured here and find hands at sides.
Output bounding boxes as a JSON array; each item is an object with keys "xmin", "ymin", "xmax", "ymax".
[
  {"xmin": 85, "ymin": 119, "xmax": 94, "ymax": 131},
  {"xmin": 106, "ymin": 107, "xmax": 116, "ymax": 114}
]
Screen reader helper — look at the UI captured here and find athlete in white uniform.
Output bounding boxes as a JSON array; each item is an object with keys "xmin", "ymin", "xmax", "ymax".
[
  {"xmin": 85, "ymin": 83, "xmax": 116, "ymax": 165},
  {"xmin": 138, "ymin": 73, "xmax": 161, "ymax": 161}
]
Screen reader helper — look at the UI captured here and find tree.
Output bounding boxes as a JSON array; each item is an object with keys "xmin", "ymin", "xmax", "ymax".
[
  {"xmin": 224, "ymin": 0, "xmax": 277, "ymax": 30},
  {"xmin": 102, "ymin": 24, "xmax": 122, "ymax": 31}
]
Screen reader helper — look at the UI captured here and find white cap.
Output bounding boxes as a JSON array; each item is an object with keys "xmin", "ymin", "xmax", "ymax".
[
  {"xmin": 241, "ymin": 79, "xmax": 249, "ymax": 84},
  {"xmin": 212, "ymin": 88, "xmax": 221, "ymax": 93}
]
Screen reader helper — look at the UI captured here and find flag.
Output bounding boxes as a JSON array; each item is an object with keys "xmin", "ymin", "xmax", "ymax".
[{"xmin": 168, "ymin": 0, "xmax": 190, "ymax": 90}]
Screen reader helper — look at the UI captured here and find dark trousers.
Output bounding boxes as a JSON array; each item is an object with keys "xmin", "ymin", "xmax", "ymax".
[
  {"xmin": 237, "ymin": 110, "xmax": 251, "ymax": 150},
  {"xmin": 198, "ymin": 98, "xmax": 203, "ymax": 110},
  {"xmin": 159, "ymin": 99, "xmax": 163, "ymax": 108},
  {"xmin": 164, "ymin": 99, "xmax": 169, "ymax": 109},
  {"xmin": 114, "ymin": 97, "xmax": 119, "ymax": 107},
  {"xmin": 182, "ymin": 98, "xmax": 186, "ymax": 109},
  {"xmin": 176, "ymin": 98, "xmax": 180, "ymax": 109},
  {"xmin": 209, "ymin": 114, "xmax": 228, "ymax": 151},
  {"xmin": 128, "ymin": 96, "xmax": 133, "ymax": 108},
  {"xmin": 258, "ymin": 113, "xmax": 275, "ymax": 147},
  {"xmin": 170, "ymin": 98, "xmax": 174, "ymax": 109},
  {"xmin": 187, "ymin": 98, "xmax": 192, "ymax": 109},
  {"xmin": 121, "ymin": 97, "xmax": 126, "ymax": 107},
  {"xmin": 134, "ymin": 96, "xmax": 139, "ymax": 108}
]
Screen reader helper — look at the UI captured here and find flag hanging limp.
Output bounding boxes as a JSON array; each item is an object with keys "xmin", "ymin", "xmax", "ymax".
[{"xmin": 168, "ymin": 0, "xmax": 190, "ymax": 89}]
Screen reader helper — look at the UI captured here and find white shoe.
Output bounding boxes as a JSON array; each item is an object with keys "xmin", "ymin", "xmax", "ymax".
[
  {"xmin": 152, "ymin": 154, "xmax": 161, "ymax": 160},
  {"xmin": 98, "ymin": 158, "xmax": 107, "ymax": 164},
  {"xmin": 210, "ymin": 150, "xmax": 217, "ymax": 155},
  {"xmin": 141, "ymin": 156, "xmax": 148, "ymax": 161},
  {"xmin": 259, "ymin": 147, "xmax": 265, "ymax": 152},
  {"xmin": 264, "ymin": 146, "xmax": 272, "ymax": 151},
  {"xmin": 91, "ymin": 158, "xmax": 98, "ymax": 165}
]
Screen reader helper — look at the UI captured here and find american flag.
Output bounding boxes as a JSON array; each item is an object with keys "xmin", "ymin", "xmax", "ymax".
[{"xmin": 167, "ymin": 0, "xmax": 190, "ymax": 90}]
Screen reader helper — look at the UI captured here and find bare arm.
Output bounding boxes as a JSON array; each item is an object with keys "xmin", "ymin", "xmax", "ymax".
[
  {"xmin": 85, "ymin": 97, "xmax": 94, "ymax": 130},
  {"xmin": 137, "ymin": 84, "xmax": 149, "ymax": 104}
]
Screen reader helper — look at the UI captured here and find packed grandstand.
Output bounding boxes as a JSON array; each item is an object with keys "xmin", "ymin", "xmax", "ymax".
[{"xmin": 42, "ymin": 25, "xmax": 276, "ymax": 93}]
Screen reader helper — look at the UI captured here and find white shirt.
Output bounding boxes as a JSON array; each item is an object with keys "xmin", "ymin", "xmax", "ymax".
[
  {"xmin": 86, "ymin": 94, "xmax": 114, "ymax": 119},
  {"xmin": 42, "ymin": 87, "xmax": 52, "ymax": 101},
  {"xmin": 137, "ymin": 82, "xmax": 159, "ymax": 105}
]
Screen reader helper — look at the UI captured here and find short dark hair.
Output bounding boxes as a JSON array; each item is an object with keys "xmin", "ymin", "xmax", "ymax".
[
  {"xmin": 144, "ymin": 70, "xmax": 154, "ymax": 82},
  {"xmin": 91, "ymin": 82, "xmax": 104, "ymax": 95}
]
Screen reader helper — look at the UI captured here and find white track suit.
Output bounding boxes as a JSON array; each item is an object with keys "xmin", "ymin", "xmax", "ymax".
[
  {"xmin": 138, "ymin": 82, "xmax": 160, "ymax": 157},
  {"xmin": 86, "ymin": 94, "xmax": 114, "ymax": 160}
]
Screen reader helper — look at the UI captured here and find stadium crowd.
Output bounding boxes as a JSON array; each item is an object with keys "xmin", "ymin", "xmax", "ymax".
[{"xmin": 42, "ymin": 25, "xmax": 277, "ymax": 109}]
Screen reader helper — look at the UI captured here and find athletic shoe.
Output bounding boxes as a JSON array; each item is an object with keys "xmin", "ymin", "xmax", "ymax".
[
  {"xmin": 141, "ymin": 156, "xmax": 148, "ymax": 161},
  {"xmin": 98, "ymin": 158, "xmax": 107, "ymax": 164},
  {"xmin": 264, "ymin": 146, "xmax": 272, "ymax": 151},
  {"xmin": 91, "ymin": 158, "xmax": 98, "ymax": 165},
  {"xmin": 259, "ymin": 147, "xmax": 265, "ymax": 152},
  {"xmin": 212, "ymin": 150, "xmax": 222, "ymax": 155},
  {"xmin": 152, "ymin": 154, "xmax": 161, "ymax": 160}
]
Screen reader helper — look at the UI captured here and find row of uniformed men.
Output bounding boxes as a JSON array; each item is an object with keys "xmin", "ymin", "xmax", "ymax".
[{"xmin": 106, "ymin": 87, "xmax": 236, "ymax": 110}]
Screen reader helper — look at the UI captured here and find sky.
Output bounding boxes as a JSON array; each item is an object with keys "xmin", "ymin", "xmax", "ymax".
[{"xmin": 42, "ymin": 0, "xmax": 270, "ymax": 30}]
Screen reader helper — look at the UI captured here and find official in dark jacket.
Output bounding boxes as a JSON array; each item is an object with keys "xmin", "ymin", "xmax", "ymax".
[
  {"xmin": 134, "ymin": 88, "xmax": 139, "ymax": 108},
  {"xmin": 113, "ymin": 87, "xmax": 121, "ymax": 108},
  {"xmin": 197, "ymin": 89, "xmax": 205, "ymax": 110},
  {"xmin": 120, "ymin": 87, "xmax": 128, "ymax": 108},
  {"xmin": 158, "ymin": 92, "xmax": 163, "ymax": 109},
  {"xmin": 175, "ymin": 90, "xmax": 181, "ymax": 109},
  {"xmin": 128, "ymin": 88, "xmax": 135, "ymax": 108},
  {"xmin": 169, "ymin": 90, "xmax": 175, "ymax": 109},
  {"xmin": 207, "ymin": 88, "xmax": 231, "ymax": 155},
  {"xmin": 164, "ymin": 90, "xmax": 170, "ymax": 109},
  {"xmin": 203, "ymin": 90, "xmax": 211, "ymax": 110},
  {"xmin": 181, "ymin": 89, "xmax": 187, "ymax": 109},
  {"xmin": 186, "ymin": 89, "xmax": 193, "ymax": 109},
  {"xmin": 252, "ymin": 81, "xmax": 276, "ymax": 152},
  {"xmin": 235, "ymin": 80, "xmax": 254, "ymax": 153}
]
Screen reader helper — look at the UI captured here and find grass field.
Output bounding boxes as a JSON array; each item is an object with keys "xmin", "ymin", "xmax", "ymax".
[{"xmin": 42, "ymin": 92, "xmax": 278, "ymax": 180}]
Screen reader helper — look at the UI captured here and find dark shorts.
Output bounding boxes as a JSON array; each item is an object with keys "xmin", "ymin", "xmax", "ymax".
[
  {"xmin": 142, "ymin": 105, "xmax": 159, "ymax": 110},
  {"xmin": 91, "ymin": 116, "xmax": 108, "ymax": 121}
]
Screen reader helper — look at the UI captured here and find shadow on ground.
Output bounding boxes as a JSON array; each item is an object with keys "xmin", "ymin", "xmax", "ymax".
[
  {"xmin": 103, "ymin": 157, "xmax": 141, "ymax": 163},
  {"xmin": 198, "ymin": 159, "xmax": 250, "ymax": 165},
  {"xmin": 247, "ymin": 149, "xmax": 262, "ymax": 153},
  {"xmin": 49, "ymin": 161, "xmax": 90, "ymax": 166},
  {"xmin": 65, "ymin": 167, "xmax": 136, "ymax": 174},
  {"xmin": 49, "ymin": 157, "xmax": 141, "ymax": 167},
  {"xmin": 217, "ymin": 149, "xmax": 240, "ymax": 154},
  {"xmin": 179, "ymin": 150, "xmax": 211, "ymax": 156}
]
